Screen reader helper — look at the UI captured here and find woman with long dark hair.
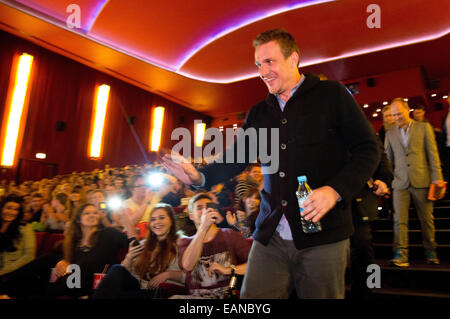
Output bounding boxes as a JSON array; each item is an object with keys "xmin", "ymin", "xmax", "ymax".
[
  {"xmin": 45, "ymin": 203, "xmax": 137, "ymax": 298},
  {"xmin": 226, "ymin": 187, "xmax": 261, "ymax": 238},
  {"xmin": 0, "ymin": 194, "xmax": 36, "ymax": 276},
  {"xmin": 92, "ymin": 203, "xmax": 185, "ymax": 298}
]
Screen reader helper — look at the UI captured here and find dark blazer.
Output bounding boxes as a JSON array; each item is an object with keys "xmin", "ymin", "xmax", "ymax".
[
  {"xmin": 441, "ymin": 112, "xmax": 449, "ymax": 149},
  {"xmin": 201, "ymin": 74, "xmax": 380, "ymax": 250}
]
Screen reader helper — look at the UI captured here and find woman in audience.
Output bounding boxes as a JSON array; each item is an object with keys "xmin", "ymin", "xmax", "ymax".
[
  {"xmin": 69, "ymin": 186, "xmax": 85, "ymax": 219},
  {"xmin": 46, "ymin": 203, "xmax": 136, "ymax": 298},
  {"xmin": 233, "ymin": 164, "xmax": 263, "ymax": 205},
  {"xmin": 41, "ymin": 192, "xmax": 70, "ymax": 232},
  {"xmin": 0, "ymin": 194, "xmax": 36, "ymax": 276},
  {"xmin": 226, "ymin": 187, "xmax": 261, "ymax": 238},
  {"xmin": 114, "ymin": 175, "xmax": 131, "ymax": 199},
  {"xmin": 0, "ymin": 203, "xmax": 134, "ymax": 299},
  {"xmin": 92, "ymin": 203, "xmax": 185, "ymax": 298}
]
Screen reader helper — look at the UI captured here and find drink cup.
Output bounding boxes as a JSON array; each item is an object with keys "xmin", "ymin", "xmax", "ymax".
[
  {"xmin": 92, "ymin": 273, "xmax": 106, "ymax": 289},
  {"xmin": 49, "ymin": 268, "xmax": 58, "ymax": 283}
]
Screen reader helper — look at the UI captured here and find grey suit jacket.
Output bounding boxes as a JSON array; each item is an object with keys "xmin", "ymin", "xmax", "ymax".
[{"xmin": 385, "ymin": 120, "xmax": 443, "ymax": 190}]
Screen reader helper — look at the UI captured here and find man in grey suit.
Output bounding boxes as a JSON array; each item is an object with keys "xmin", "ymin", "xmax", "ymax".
[{"xmin": 385, "ymin": 97, "xmax": 445, "ymax": 267}]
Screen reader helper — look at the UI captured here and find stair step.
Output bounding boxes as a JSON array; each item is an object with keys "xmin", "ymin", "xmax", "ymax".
[
  {"xmin": 407, "ymin": 206, "xmax": 449, "ymax": 219},
  {"xmin": 361, "ymin": 200, "xmax": 450, "ymax": 299},
  {"xmin": 371, "ymin": 287, "xmax": 450, "ymax": 299},
  {"xmin": 374, "ymin": 259, "xmax": 450, "ymax": 272},
  {"xmin": 372, "ymin": 229, "xmax": 450, "ymax": 245},
  {"xmin": 372, "ymin": 217, "xmax": 450, "ymax": 230},
  {"xmin": 356, "ymin": 259, "xmax": 450, "ymax": 293},
  {"xmin": 373, "ymin": 244, "xmax": 450, "ymax": 261}
]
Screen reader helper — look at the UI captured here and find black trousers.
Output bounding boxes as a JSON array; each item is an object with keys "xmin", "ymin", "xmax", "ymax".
[
  {"xmin": 349, "ymin": 218, "xmax": 374, "ymax": 299},
  {"xmin": 91, "ymin": 264, "xmax": 166, "ymax": 299},
  {"xmin": 443, "ymin": 147, "xmax": 450, "ymax": 186},
  {"xmin": 0, "ymin": 250, "xmax": 64, "ymax": 298},
  {"xmin": 0, "ymin": 249, "xmax": 95, "ymax": 299}
]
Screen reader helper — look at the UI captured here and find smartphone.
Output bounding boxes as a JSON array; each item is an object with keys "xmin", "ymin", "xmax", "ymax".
[
  {"xmin": 132, "ymin": 239, "xmax": 140, "ymax": 247},
  {"xmin": 206, "ymin": 202, "xmax": 219, "ymax": 222},
  {"xmin": 206, "ymin": 202, "xmax": 219, "ymax": 211}
]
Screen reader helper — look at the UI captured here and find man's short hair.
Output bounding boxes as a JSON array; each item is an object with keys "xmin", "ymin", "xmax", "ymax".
[
  {"xmin": 253, "ymin": 28, "xmax": 300, "ymax": 62},
  {"xmin": 188, "ymin": 193, "xmax": 212, "ymax": 214},
  {"xmin": 381, "ymin": 105, "xmax": 391, "ymax": 114},
  {"xmin": 414, "ymin": 104, "xmax": 426, "ymax": 111},
  {"xmin": 390, "ymin": 97, "xmax": 409, "ymax": 110}
]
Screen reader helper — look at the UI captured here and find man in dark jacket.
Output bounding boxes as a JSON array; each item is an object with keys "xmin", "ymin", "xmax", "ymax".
[
  {"xmin": 162, "ymin": 29, "xmax": 379, "ymax": 298},
  {"xmin": 441, "ymin": 93, "xmax": 450, "ymax": 183},
  {"xmin": 350, "ymin": 138, "xmax": 393, "ymax": 299}
]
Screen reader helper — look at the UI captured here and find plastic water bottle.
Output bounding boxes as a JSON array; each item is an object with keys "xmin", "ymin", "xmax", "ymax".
[{"xmin": 296, "ymin": 175, "xmax": 322, "ymax": 233}]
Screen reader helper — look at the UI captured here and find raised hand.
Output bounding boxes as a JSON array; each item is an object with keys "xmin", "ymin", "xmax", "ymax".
[
  {"xmin": 161, "ymin": 151, "xmax": 203, "ymax": 186},
  {"xmin": 226, "ymin": 211, "xmax": 237, "ymax": 226},
  {"xmin": 199, "ymin": 208, "xmax": 222, "ymax": 231}
]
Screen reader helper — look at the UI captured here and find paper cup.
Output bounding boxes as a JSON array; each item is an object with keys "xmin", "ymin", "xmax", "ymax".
[
  {"xmin": 49, "ymin": 268, "xmax": 58, "ymax": 283},
  {"xmin": 92, "ymin": 273, "xmax": 106, "ymax": 289}
]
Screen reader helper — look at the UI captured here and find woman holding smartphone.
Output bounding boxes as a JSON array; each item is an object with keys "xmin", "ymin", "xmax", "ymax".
[
  {"xmin": 92, "ymin": 203, "xmax": 185, "ymax": 298},
  {"xmin": 0, "ymin": 202, "xmax": 137, "ymax": 299},
  {"xmin": 226, "ymin": 187, "xmax": 261, "ymax": 238}
]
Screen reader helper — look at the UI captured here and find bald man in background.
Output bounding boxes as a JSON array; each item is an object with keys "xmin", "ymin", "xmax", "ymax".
[{"xmin": 385, "ymin": 98, "xmax": 444, "ymax": 267}]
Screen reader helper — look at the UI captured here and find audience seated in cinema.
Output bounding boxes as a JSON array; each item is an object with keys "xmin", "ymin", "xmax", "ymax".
[
  {"xmin": 123, "ymin": 174, "xmax": 172, "ymax": 228},
  {"xmin": 209, "ymin": 182, "xmax": 233, "ymax": 208},
  {"xmin": 0, "ymin": 159, "xmax": 252, "ymax": 299},
  {"xmin": 171, "ymin": 193, "xmax": 251, "ymax": 299},
  {"xmin": 69, "ymin": 185, "xmax": 85, "ymax": 218},
  {"xmin": 0, "ymin": 194, "xmax": 36, "ymax": 276},
  {"xmin": 41, "ymin": 193, "xmax": 70, "ymax": 232},
  {"xmin": 161, "ymin": 179, "xmax": 186, "ymax": 207},
  {"xmin": 234, "ymin": 163, "xmax": 263, "ymax": 205},
  {"xmin": 26, "ymin": 192, "xmax": 45, "ymax": 223},
  {"xmin": 0, "ymin": 204, "xmax": 137, "ymax": 298},
  {"xmin": 87, "ymin": 190, "xmax": 114, "ymax": 228},
  {"xmin": 92, "ymin": 204, "xmax": 185, "ymax": 298},
  {"xmin": 114, "ymin": 175, "xmax": 131, "ymax": 199}
]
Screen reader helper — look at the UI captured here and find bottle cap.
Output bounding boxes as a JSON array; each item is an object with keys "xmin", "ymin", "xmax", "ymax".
[{"xmin": 297, "ymin": 175, "xmax": 307, "ymax": 183}]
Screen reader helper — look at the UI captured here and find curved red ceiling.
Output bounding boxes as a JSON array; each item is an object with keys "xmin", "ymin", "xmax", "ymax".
[
  {"xmin": 90, "ymin": 0, "xmax": 321, "ymax": 70},
  {"xmin": 13, "ymin": 0, "xmax": 108, "ymax": 30},
  {"xmin": 1, "ymin": 0, "xmax": 449, "ymax": 118},
  {"xmin": 180, "ymin": 0, "xmax": 450, "ymax": 82},
  {"xmin": 5, "ymin": 0, "xmax": 450, "ymax": 83}
]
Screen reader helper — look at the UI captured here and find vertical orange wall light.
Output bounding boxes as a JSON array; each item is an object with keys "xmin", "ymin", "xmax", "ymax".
[
  {"xmin": 1, "ymin": 53, "xmax": 34, "ymax": 167},
  {"xmin": 88, "ymin": 84, "xmax": 110, "ymax": 159},
  {"xmin": 195, "ymin": 122, "xmax": 206, "ymax": 147},
  {"xmin": 150, "ymin": 106, "xmax": 165, "ymax": 152}
]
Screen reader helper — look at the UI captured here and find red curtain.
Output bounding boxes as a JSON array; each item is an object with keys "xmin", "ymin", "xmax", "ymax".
[{"xmin": 0, "ymin": 30, "xmax": 208, "ymax": 182}]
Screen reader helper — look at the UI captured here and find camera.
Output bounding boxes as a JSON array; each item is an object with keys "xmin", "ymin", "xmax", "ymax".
[
  {"xmin": 146, "ymin": 172, "xmax": 165, "ymax": 190},
  {"xmin": 107, "ymin": 196, "xmax": 123, "ymax": 210},
  {"xmin": 99, "ymin": 202, "xmax": 107, "ymax": 210}
]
